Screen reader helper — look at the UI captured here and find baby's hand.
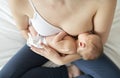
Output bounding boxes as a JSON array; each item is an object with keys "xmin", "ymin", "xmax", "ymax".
[{"xmin": 53, "ymin": 31, "xmax": 67, "ymax": 42}]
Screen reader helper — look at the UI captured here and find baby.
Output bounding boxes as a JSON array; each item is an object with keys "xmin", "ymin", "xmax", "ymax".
[
  {"xmin": 28, "ymin": 26, "xmax": 103, "ymax": 78},
  {"xmin": 28, "ymin": 26, "xmax": 103, "ymax": 60}
]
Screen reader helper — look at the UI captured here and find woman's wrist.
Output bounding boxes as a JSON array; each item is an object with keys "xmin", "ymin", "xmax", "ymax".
[{"xmin": 21, "ymin": 29, "xmax": 29, "ymax": 40}]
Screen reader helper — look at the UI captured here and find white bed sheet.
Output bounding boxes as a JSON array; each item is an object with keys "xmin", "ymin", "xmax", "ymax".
[
  {"xmin": 0, "ymin": 0, "xmax": 120, "ymax": 70},
  {"xmin": 0, "ymin": 0, "xmax": 26, "ymax": 69}
]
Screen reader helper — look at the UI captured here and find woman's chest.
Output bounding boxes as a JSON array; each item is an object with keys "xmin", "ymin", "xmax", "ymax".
[
  {"xmin": 35, "ymin": 10, "xmax": 95, "ymax": 36},
  {"xmin": 28, "ymin": 0, "xmax": 97, "ymax": 36},
  {"xmin": 60, "ymin": 10, "xmax": 95, "ymax": 36}
]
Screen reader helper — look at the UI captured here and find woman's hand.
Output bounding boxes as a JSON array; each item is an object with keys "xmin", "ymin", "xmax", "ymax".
[
  {"xmin": 31, "ymin": 43, "xmax": 81, "ymax": 65},
  {"xmin": 31, "ymin": 43, "xmax": 65, "ymax": 65}
]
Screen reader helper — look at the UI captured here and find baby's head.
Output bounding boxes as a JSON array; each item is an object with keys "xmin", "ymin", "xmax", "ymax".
[{"xmin": 76, "ymin": 33, "xmax": 103, "ymax": 60}]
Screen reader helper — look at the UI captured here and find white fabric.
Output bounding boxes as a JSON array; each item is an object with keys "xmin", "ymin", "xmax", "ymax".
[
  {"xmin": 29, "ymin": 0, "xmax": 62, "ymax": 36},
  {"xmin": 27, "ymin": 0, "xmax": 63, "ymax": 54},
  {"xmin": 0, "ymin": 0, "xmax": 120, "ymax": 70},
  {"xmin": 27, "ymin": 33, "xmax": 47, "ymax": 48},
  {"xmin": 104, "ymin": 1, "xmax": 120, "ymax": 68},
  {"xmin": 0, "ymin": 0, "xmax": 26, "ymax": 69}
]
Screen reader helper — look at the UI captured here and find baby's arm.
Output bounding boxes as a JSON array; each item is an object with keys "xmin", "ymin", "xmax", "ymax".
[{"xmin": 46, "ymin": 31, "xmax": 77, "ymax": 54}]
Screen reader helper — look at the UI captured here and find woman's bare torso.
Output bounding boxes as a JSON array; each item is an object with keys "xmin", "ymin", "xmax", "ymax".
[
  {"xmin": 24, "ymin": 0, "xmax": 98, "ymax": 36},
  {"xmin": 9, "ymin": 0, "xmax": 116, "ymax": 65}
]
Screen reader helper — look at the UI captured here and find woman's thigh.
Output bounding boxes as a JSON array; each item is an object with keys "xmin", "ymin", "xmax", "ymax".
[
  {"xmin": 21, "ymin": 66, "xmax": 68, "ymax": 78},
  {"xmin": 0, "ymin": 45, "xmax": 48, "ymax": 78},
  {"xmin": 73, "ymin": 54, "xmax": 120, "ymax": 78}
]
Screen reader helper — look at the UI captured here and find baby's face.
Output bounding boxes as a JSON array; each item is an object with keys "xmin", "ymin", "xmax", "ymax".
[
  {"xmin": 77, "ymin": 33, "xmax": 90, "ymax": 52},
  {"xmin": 77, "ymin": 33, "xmax": 102, "ymax": 60}
]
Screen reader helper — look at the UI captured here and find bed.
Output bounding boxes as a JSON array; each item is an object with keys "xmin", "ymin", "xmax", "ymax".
[{"xmin": 0, "ymin": 0, "xmax": 120, "ymax": 70}]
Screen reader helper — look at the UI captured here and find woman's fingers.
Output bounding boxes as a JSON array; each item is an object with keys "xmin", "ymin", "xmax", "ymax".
[
  {"xmin": 31, "ymin": 46, "xmax": 45, "ymax": 56},
  {"xmin": 30, "ymin": 44, "xmax": 55, "ymax": 57},
  {"xmin": 31, "ymin": 44, "xmax": 63, "ymax": 65},
  {"xmin": 40, "ymin": 43, "xmax": 53, "ymax": 53}
]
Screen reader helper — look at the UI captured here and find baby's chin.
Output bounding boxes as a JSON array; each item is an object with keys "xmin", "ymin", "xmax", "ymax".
[{"xmin": 82, "ymin": 53, "xmax": 98, "ymax": 60}]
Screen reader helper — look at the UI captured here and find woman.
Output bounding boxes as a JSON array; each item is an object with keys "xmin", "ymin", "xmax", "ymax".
[{"xmin": 0, "ymin": 0, "xmax": 120, "ymax": 78}]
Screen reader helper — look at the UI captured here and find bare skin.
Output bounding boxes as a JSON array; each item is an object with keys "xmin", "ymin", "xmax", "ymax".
[
  {"xmin": 9, "ymin": 0, "xmax": 116, "ymax": 44},
  {"xmin": 29, "ymin": 26, "xmax": 102, "ymax": 60},
  {"xmin": 28, "ymin": 26, "xmax": 102, "ymax": 77},
  {"xmin": 29, "ymin": 26, "xmax": 77, "ymax": 54},
  {"xmin": 9, "ymin": 0, "xmax": 117, "ymax": 77},
  {"xmin": 68, "ymin": 64, "xmax": 81, "ymax": 78}
]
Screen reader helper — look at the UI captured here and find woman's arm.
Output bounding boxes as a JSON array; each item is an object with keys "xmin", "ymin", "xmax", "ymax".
[
  {"xmin": 31, "ymin": 44, "xmax": 81, "ymax": 65},
  {"xmin": 9, "ymin": 0, "xmax": 29, "ymax": 39},
  {"xmin": 93, "ymin": 0, "xmax": 117, "ymax": 44}
]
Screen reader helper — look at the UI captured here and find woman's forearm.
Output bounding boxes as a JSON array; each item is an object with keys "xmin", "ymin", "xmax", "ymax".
[
  {"xmin": 31, "ymin": 43, "xmax": 81, "ymax": 65},
  {"xmin": 20, "ymin": 29, "xmax": 29, "ymax": 40}
]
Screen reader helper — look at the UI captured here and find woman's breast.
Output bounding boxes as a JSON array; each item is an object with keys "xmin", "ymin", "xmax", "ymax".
[
  {"xmin": 59, "ymin": 4, "xmax": 96, "ymax": 36},
  {"xmin": 61, "ymin": 17, "xmax": 93, "ymax": 36},
  {"xmin": 62, "ymin": 25, "xmax": 93, "ymax": 36}
]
